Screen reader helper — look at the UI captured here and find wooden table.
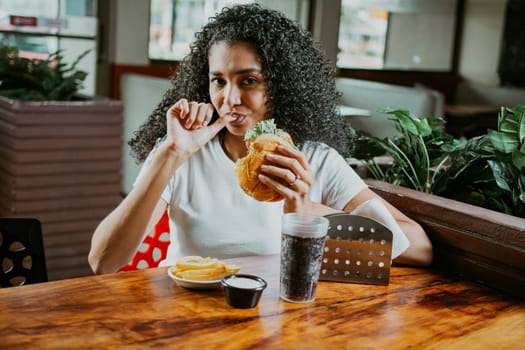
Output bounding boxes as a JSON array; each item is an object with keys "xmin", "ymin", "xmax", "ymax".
[
  {"xmin": 338, "ymin": 105, "xmax": 372, "ymax": 118},
  {"xmin": 1, "ymin": 255, "xmax": 523, "ymax": 349},
  {"xmin": 338, "ymin": 105, "xmax": 372, "ymax": 127},
  {"xmin": 445, "ymin": 104, "xmax": 501, "ymax": 137}
]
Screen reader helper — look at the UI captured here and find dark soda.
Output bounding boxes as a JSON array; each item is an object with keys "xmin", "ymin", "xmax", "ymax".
[{"xmin": 280, "ymin": 233, "xmax": 326, "ymax": 303}]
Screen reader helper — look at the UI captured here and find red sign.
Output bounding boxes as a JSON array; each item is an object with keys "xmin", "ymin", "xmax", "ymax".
[{"xmin": 10, "ymin": 15, "xmax": 38, "ymax": 27}]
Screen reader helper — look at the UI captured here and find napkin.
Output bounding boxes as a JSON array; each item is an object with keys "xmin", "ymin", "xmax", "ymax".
[{"xmin": 350, "ymin": 198, "xmax": 410, "ymax": 259}]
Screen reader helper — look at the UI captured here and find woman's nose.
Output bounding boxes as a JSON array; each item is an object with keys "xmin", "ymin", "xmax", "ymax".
[{"xmin": 224, "ymin": 84, "xmax": 241, "ymax": 106}]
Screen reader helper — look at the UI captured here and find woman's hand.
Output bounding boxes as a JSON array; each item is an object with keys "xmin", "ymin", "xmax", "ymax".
[
  {"xmin": 257, "ymin": 145, "xmax": 315, "ymax": 213},
  {"xmin": 165, "ymin": 98, "xmax": 234, "ymax": 156}
]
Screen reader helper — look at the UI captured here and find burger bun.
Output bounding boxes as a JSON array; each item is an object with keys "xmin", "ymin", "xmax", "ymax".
[{"xmin": 236, "ymin": 134, "xmax": 289, "ymax": 202}]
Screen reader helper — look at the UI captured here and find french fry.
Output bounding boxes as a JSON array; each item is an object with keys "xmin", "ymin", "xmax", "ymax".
[
  {"xmin": 175, "ymin": 256, "xmax": 220, "ymax": 271},
  {"xmin": 225, "ymin": 264, "xmax": 240, "ymax": 274},
  {"xmin": 176, "ymin": 267, "xmax": 228, "ymax": 281},
  {"xmin": 171, "ymin": 256, "xmax": 240, "ymax": 281}
]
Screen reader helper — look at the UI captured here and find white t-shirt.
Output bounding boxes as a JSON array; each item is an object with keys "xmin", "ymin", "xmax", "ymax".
[{"xmin": 137, "ymin": 136, "xmax": 368, "ymax": 266}]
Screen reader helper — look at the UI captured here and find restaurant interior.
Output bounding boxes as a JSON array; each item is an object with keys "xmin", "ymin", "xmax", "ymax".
[{"xmin": 0, "ymin": 0, "xmax": 524, "ymax": 348}]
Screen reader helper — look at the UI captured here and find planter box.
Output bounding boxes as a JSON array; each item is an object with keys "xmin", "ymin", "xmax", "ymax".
[
  {"xmin": 367, "ymin": 179, "xmax": 525, "ymax": 298},
  {"xmin": 0, "ymin": 96, "xmax": 123, "ymax": 281}
]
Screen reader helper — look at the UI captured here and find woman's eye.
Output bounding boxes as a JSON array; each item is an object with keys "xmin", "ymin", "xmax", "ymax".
[
  {"xmin": 211, "ymin": 78, "xmax": 225, "ymax": 86},
  {"xmin": 242, "ymin": 77, "xmax": 257, "ymax": 85}
]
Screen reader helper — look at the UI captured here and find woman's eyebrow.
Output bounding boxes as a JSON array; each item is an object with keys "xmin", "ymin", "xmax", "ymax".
[{"xmin": 209, "ymin": 68, "xmax": 262, "ymax": 76}]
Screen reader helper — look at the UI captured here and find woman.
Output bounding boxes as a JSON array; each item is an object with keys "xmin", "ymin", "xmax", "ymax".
[{"xmin": 89, "ymin": 4, "xmax": 432, "ymax": 274}]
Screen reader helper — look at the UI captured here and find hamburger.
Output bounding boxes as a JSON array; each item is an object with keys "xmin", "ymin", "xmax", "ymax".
[{"xmin": 236, "ymin": 119, "xmax": 296, "ymax": 202}]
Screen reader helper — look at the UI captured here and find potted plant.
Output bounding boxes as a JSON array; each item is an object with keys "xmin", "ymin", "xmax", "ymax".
[
  {"xmin": 0, "ymin": 46, "xmax": 90, "ymax": 101},
  {"xmin": 349, "ymin": 106, "xmax": 525, "ymax": 298},
  {"xmin": 0, "ymin": 46, "xmax": 123, "ymax": 281}
]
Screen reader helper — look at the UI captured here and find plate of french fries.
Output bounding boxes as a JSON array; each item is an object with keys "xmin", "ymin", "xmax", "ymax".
[{"xmin": 168, "ymin": 256, "xmax": 240, "ymax": 289}]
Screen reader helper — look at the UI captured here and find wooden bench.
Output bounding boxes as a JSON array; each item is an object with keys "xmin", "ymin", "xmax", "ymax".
[{"xmin": 367, "ymin": 179, "xmax": 525, "ymax": 299}]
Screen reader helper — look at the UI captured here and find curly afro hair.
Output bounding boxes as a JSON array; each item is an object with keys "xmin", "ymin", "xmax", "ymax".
[{"xmin": 129, "ymin": 3, "xmax": 350, "ymax": 163}]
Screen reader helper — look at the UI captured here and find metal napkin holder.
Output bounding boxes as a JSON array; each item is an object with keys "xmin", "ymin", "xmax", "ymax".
[{"xmin": 319, "ymin": 213, "xmax": 393, "ymax": 286}]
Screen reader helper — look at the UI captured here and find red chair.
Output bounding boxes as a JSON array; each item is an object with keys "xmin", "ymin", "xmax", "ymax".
[{"xmin": 118, "ymin": 211, "xmax": 170, "ymax": 272}]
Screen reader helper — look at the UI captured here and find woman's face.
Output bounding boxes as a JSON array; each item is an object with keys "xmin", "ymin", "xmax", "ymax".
[{"xmin": 208, "ymin": 41, "xmax": 268, "ymax": 138}]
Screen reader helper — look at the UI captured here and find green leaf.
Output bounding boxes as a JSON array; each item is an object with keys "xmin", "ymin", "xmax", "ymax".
[
  {"xmin": 512, "ymin": 149, "xmax": 525, "ymax": 170},
  {"xmin": 488, "ymin": 160, "xmax": 512, "ymax": 191},
  {"xmin": 348, "ymin": 129, "xmax": 385, "ymax": 160},
  {"xmin": 441, "ymin": 138, "xmax": 466, "ymax": 152},
  {"xmin": 244, "ymin": 119, "xmax": 295, "ymax": 147},
  {"xmin": 381, "ymin": 108, "xmax": 432, "ymax": 136},
  {"xmin": 518, "ymin": 109, "xmax": 525, "ymax": 142},
  {"xmin": 488, "ymin": 129, "xmax": 518, "ymax": 153}
]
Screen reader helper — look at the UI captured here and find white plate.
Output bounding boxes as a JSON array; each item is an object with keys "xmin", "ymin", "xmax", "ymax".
[{"xmin": 167, "ymin": 266, "xmax": 222, "ymax": 289}]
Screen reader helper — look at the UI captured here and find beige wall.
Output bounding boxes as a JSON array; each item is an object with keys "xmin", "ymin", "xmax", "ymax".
[
  {"xmin": 109, "ymin": 0, "xmax": 150, "ymax": 65},
  {"xmin": 458, "ymin": 0, "xmax": 507, "ymax": 85}
]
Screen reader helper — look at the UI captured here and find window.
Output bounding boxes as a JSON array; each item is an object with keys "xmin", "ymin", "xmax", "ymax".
[
  {"xmin": 149, "ymin": 0, "xmax": 253, "ymax": 62},
  {"xmin": 0, "ymin": 0, "xmax": 98, "ymax": 95},
  {"xmin": 338, "ymin": 5, "xmax": 388, "ymax": 69},
  {"xmin": 337, "ymin": 0, "xmax": 458, "ymax": 72},
  {"xmin": 148, "ymin": 0, "xmax": 310, "ymax": 62}
]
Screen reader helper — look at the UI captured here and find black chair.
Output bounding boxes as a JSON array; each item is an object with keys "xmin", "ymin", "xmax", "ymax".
[{"xmin": 0, "ymin": 218, "xmax": 48, "ymax": 287}]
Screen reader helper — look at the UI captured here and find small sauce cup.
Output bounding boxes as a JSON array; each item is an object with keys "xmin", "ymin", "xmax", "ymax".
[{"xmin": 221, "ymin": 274, "xmax": 267, "ymax": 308}]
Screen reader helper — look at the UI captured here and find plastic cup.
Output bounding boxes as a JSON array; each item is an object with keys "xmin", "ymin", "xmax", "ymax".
[
  {"xmin": 221, "ymin": 274, "xmax": 267, "ymax": 309},
  {"xmin": 280, "ymin": 213, "xmax": 329, "ymax": 303}
]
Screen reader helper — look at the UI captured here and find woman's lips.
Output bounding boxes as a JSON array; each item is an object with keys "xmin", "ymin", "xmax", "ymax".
[{"xmin": 227, "ymin": 113, "xmax": 246, "ymax": 124}]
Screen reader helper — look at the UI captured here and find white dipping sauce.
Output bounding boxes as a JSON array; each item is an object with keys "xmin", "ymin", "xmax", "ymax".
[{"xmin": 226, "ymin": 277, "xmax": 263, "ymax": 289}]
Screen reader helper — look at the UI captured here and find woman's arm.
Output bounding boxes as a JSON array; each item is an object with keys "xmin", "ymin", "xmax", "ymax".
[
  {"xmin": 89, "ymin": 99, "xmax": 235, "ymax": 274},
  {"xmin": 88, "ymin": 142, "xmax": 183, "ymax": 274},
  {"xmin": 342, "ymin": 188, "xmax": 433, "ymax": 267}
]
